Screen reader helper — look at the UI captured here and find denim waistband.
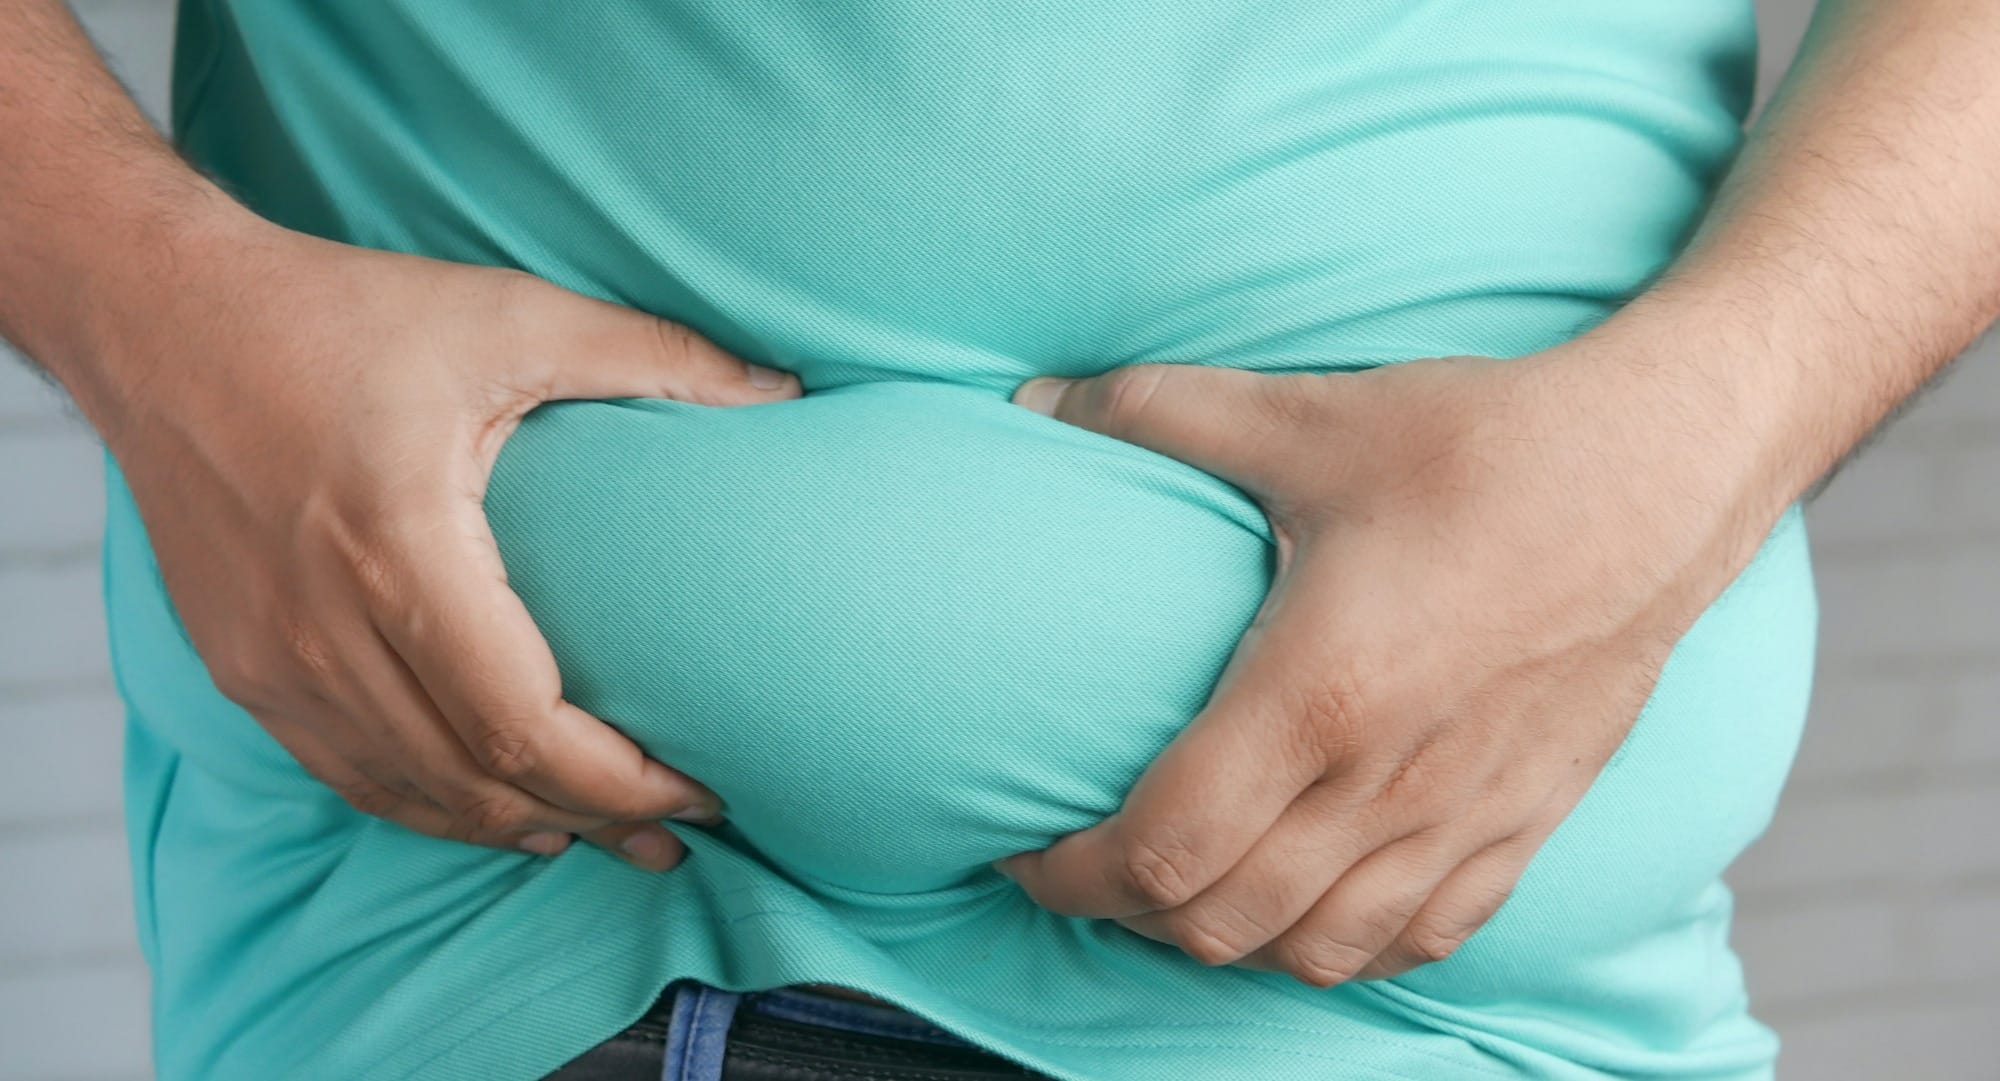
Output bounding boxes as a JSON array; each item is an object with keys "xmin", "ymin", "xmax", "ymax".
[
  {"xmin": 657, "ymin": 980, "xmax": 982, "ymax": 1081},
  {"xmin": 659, "ymin": 982, "xmax": 739, "ymax": 1081},
  {"xmin": 741, "ymin": 985, "xmax": 979, "ymax": 1049}
]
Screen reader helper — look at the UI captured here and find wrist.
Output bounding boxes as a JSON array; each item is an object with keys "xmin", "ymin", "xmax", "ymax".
[
  {"xmin": 1572, "ymin": 277, "xmax": 1834, "ymax": 514},
  {"xmin": 24, "ymin": 185, "xmax": 279, "ymax": 435},
  {"xmin": 1525, "ymin": 300, "xmax": 1815, "ymax": 607}
]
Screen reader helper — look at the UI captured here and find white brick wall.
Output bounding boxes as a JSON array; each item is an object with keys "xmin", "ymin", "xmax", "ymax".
[
  {"xmin": 1, "ymin": 2, "xmax": 1993, "ymax": 1078},
  {"xmin": 1, "ymin": 5, "xmax": 166, "ymax": 1078},
  {"xmin": 1730, "ymin": 339, "xmax": 2000, "ymax": 1078}
]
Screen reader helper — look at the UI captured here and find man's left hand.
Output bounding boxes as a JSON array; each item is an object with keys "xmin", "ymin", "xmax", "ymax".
[{"xmin": 997, "ymin": 345, "xmax": 1769, "ymax": 986}]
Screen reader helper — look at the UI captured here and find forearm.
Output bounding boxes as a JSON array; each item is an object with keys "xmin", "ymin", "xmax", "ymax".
[
  {"xmin": 0, "ymin": 0, "xmax": 252, "ymax": 418},
  {"xmin": 1592, "ymin": 0, "xmax": 2000, "ymax": 516}
]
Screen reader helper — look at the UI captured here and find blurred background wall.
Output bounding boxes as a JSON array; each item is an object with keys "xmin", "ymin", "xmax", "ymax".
[{"xmin": 1, "ymin": 1, "xmax": 1993, "ymax": 1077}]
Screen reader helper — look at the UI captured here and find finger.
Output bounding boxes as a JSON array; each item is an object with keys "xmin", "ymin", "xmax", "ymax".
[
  {"xmin": 216, "ymin": 633, "xmax": 589, "ymax": 854},
  {"xmin": 286, "ymin": 720, "xmax": 575, "ymax": 855},
  {"xmin": 993, "ymin": 699, "xmax": 1300, "ymax": 919},
  {"xmin": 997, "ymin": 553, "xmax": 1361, "ymax": 918},
  {"xmin": 363, "ymin": 514, "xmax": 725, "ymax": 825},
  {"xmin": 994, "ymin": 680, "xmax": 1316, "ymax": 918},
  {"xmin": 258, "ymin": 702, "xmax": 435, "ymax": 816},
  {"xmin": 370, "ymin": 794, "xmax": 574, "ymax": 856},
  {"xmin": 264, "ymin": 708, "xmax": 425, "ymax": 822},
  {"xmin": 539, "ymin": 293, "xmax": 803, "ymax": 406},
  {"xmin": 1239, "ymin": 828, "xmax": 1465, "ymax": 988},
  {"xmin": 269, "ymin": 592, "xmax": 627, "ymax": 837},
  {"xmin": 582, "ymin": 821, "xmax": 691, "ymax": 873},
  {"xmin": 348, "ymin": 783, "xmax": 576, "ymax": 857},
  {"xmin": 1108, "ymin": 782, "xmax": 1387, "ymax": 966},
  {"xmin": 996, "ymin": 633, "xmax": 1341, "ymax": 917},
  {"xmin": 1011, "ymin": 364, "xmax": 1320, "ymax": 494},
  {"xmin": 1355, "ymin": 831, "xmax": 1541, "ymax": 981},
  {"xmin": 340, "ymin": 619, "xmax": 647, "ymax": 840}
]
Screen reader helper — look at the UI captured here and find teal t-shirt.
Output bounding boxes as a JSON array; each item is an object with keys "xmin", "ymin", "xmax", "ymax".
[{"xmin": 108, "ymin": 2, "xmax": 1814, "ymax": 1078}]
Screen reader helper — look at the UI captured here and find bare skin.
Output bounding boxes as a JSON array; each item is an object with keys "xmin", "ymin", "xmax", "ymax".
[
  {"xmin": 0, "ymin": 1, "xmax": 802, "ymax": 870},
  {"xmin": 999, "ymin": 0, "xmax": 2000, "ymax": 985}
]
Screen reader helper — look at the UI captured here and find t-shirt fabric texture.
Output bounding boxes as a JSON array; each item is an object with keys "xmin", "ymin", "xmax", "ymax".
[{"xmin": 106, "ymin": 2, "xmax": 1816, "ymax": 1078}]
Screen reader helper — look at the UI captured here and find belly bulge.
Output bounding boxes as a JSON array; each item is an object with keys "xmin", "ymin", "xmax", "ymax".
[
  {"xmin": 483, "ymin": 366, "xmax": 1816, "ymax": 999},
  {"xmin": 156, "ymin": 0, "xmax": 1803, "ymax": 1008},
  {"xmin": 487, "ymin": 379, "xmax": 1273, "ymax": 894}
]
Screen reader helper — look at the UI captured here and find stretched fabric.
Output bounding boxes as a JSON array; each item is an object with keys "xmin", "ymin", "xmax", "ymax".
[{"xmin": 105, "ymin": 2, "xmax": 1814, "ymax": 1078}]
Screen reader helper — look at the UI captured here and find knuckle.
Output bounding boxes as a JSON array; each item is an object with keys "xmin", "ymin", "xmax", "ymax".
[
  {"xmin": 1091, "ymin": 365, "xmax": 1170, "ymax": 436},
  {"xmin": 1117, "ymin": 830, "xmax": 1205, "ymax": 910},
  {"xmin": 456, "ymin": 793, "xmax": 536, "ymax": 837},
  {"xmin": 472, "ymin": 725, "xmax": 543, "ymax": 782},
  {"xmin": 1174, "ymin": 925, "xmax": 1247, "ymax": 967},
  {"xmin": 1169, "ymin": 903, "xmax": 1271, "ymax": 966},
  {"xmin": 1400, "ymin": 919, "xmax": 1471, "ymax": 965},
  {"xmin": 1275, "ymin": 931, "xmax": 1374, "ymax": 989},
  {"xmin": 653, "ymin": 316, "xmax": 700, "ymax": 364}
]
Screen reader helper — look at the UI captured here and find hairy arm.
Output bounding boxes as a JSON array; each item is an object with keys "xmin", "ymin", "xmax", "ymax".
[
  {"xmin": 1614, "ymin": 0, "xmax": 1999, "ymax": 512},
  {"xmin": 1000, "ymin": 0, "xmax": 2000, "ymax": 984},
  {"xmin": 0, "ymin": 0, "xmax": 232, "ymax": 395},
  {"xmin": 0, "ymin": 1, "xmax": 799, "ymax": 868}
]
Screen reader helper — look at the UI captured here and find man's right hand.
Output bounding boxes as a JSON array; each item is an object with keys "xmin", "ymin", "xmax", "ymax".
[
  {"xmin": 0, "ymin": 2, "xmax": 800, "ymax": 871},
  {"xmin": 80, "ymin": 209, "xmax": 802, "ymax": 870}
]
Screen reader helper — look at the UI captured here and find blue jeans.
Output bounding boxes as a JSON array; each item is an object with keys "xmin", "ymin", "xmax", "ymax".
[{"xmin": 542, "ymin": 981, "xmax": 1050, "ymax": 1080}]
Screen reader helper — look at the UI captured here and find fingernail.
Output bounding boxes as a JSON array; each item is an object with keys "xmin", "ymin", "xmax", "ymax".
[
  {"xmin": 746, "ymin": 363, "xmax": 788, "ymax": 390},
  {"xmin": 1013, "ymin": 377, "xmax": 1072, "ymax": 416},
  {"xmin": 669, "ymin": 801, "xmax": 724, "ymax": 825},
  {"xmin": 620, "ymin": 830, "xmax": 672, "ymax": 866},
  {"xmin": 991, "ymin": 856, "xmax": 1019, "ymax": 881},
  {"xmin": 519, "ymin": 831, "xmax": 570, "ymax": 856}
]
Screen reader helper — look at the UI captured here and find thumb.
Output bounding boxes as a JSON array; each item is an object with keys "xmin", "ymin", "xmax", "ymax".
[
  {"xmin": 1012, "ymin": 364, "xmax": 1318, "ymax": 492},
  {"xmin": 534, "ymin": 288, "xmax": 803, "ymax": 407}
]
